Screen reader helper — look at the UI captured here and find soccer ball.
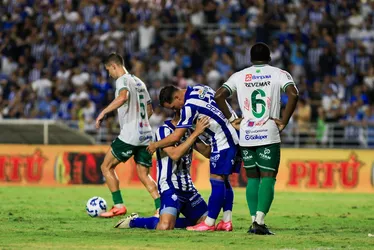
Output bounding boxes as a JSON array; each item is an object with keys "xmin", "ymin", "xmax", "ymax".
[{"xmin": 86, "ymin": 197, "xmax": 107, "ymax": 217}]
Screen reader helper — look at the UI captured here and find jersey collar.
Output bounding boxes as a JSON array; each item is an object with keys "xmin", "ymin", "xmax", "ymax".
[
  {"xmin": 184, "ymin": 86, "xmax": 193, "ymax": 103},
  {"xmin": 164, "ymin": 120, "xmax": 175, "ymax": 130}
]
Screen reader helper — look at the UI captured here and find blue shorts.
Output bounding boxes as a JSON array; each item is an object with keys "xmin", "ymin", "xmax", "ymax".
[
  {"xmin": 160, "ymin": 189, "xmax": 208, "ymax": 225},
  {"xmin": 210, "ymin": 146, "xmax": 238, "ymax": 175}
]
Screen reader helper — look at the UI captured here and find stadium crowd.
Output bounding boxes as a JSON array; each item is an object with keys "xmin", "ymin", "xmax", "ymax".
[{"xmin": 0, "ymin": 0, "xmax": 374, "ymax": 147}]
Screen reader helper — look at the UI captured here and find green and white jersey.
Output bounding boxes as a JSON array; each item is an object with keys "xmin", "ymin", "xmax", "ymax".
[
  {"xmin": 115, "ymin": 73, "xmax": 153, "ymax": 146},
  {"xmin": 223, "ymin": 64, "xmax": 296, "ymax": 147}
]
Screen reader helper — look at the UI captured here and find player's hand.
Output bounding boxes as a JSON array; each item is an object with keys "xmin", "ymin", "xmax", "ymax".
[
  {"xmin": 230, "ymin": 118, "xmax": 243, "ymax": 131},
  {"xmin": 95, "ymin": 113, "xmax": 106, "ymax": 129},
  {"xmin": 270, "ymin": 118, "xmax": 286, "ymax": 132},
  {"xmin": 195, "ymin": 116, "xmax": 210, "ymax": 135},
  {"xmin": 147, "ymin": 142, "xmax": 157, "ymax": 154}
]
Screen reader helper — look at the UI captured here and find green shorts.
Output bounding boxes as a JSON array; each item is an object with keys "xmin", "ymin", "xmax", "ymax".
[
  {"xmin": 111, "ymin": 137, "xmax": 152, "ymax": 167},
  {"xmin": 240, "ymin": 143, "xmax": 280, "ymax": 173}
]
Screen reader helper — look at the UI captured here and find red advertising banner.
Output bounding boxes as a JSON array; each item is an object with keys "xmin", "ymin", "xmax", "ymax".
[{"xmin": 0, "ymin": 145, "xmax": 373, "ymax": 193}]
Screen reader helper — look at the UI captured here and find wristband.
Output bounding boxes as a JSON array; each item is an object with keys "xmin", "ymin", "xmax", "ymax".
[{"xmin": 228, "ymin": 114, "xmax": 235, "ymax": 123}]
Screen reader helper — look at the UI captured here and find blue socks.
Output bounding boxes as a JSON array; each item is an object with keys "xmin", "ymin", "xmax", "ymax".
[
  {"xmin": 129, "ymin": 217, "xmax": 189, "ymax": 229},
  {"xmin": 223, "ymin": 180, "xmax": 233, "ymax": 212},
  {"xmin": 130, "ymin": 217, "xmax": 158, "ymax": 229},
  {"xmin": 207, "ymin": 178, "xmax": 226, "ymax": 220}
]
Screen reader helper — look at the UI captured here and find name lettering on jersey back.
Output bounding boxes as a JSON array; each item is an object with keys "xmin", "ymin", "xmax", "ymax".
[
  {"xmin": 244, "ymin": 81, "xmax": 271, "ymax": 87},
  {"xmin": 245, "ymin": 74, "xmax": 271, "ymax": 82}
]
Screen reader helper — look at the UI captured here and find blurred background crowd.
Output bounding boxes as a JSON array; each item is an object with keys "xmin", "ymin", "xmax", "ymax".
[{"xmin": 1, "ymin": 0, "xmax": 374, "ymax": 147}]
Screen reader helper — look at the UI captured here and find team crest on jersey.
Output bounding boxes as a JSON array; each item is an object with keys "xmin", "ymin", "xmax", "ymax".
[{"xmin": 198, "ymin": 88, "xmax": 208, "ymax": 99}]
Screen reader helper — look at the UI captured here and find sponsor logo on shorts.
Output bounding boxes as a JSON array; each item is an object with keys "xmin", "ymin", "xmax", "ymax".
[
  {"xmin": 211, "ymin": 154, "xmax": 220, "ymax": 162},
  {"xmin": 245, "ymin": 135, "xmax": 268, "ymax": 140},
  {"xmin": 242, "ymin": 151, "xmax": 253, "ymax": 161},
  {"xmin": 259, "ymin": 148, "xmax": 271, "ymax": 160},
  {"xmin": 121, "ymin": 150, "xmax": 133, "ymax": 157},
  {"xmin": 171, "ymin": 194, "xmax": 178, "ymax": 201}
]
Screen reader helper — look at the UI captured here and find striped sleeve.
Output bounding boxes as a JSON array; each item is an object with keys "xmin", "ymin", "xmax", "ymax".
[
  {"xmin": 116, "ymin": 77, "xmax": 129, "ymax": 94},
  {"xmin": 176, "ymin": 104, "xmax": 198, "ymax": 128},
  {"xmin": 155, "ymin": 126, "xmax": 172, "ymax": 142}
]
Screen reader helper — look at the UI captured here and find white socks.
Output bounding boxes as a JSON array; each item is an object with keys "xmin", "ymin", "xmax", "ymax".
[
  {"xmin": 255, "ymin": 211, "xmax": 265, "ymax": 225},
  {"xmin": 222, "ymin": 210, "xmax": 232, "ymax": 223},
  {"xmin": 251, "ymin": 215, "xmax": 256, "ymax": 223},
  {"xmin": 114, "ymin": 203, "xmax": 124, "ymax": 208},
  {"xmin": 205, "ymin": 216, "xmax": 216, "ymax": 226}
]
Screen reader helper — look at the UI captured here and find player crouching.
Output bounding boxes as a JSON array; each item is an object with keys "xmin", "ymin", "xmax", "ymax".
[{"xmin": 115, "ymin": 112, "xmax": 217, "ymax": 230}]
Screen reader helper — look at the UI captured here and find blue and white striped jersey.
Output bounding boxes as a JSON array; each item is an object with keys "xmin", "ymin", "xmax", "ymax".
[
  {"xmin": 176, "ymin": 85, "xmax": 239, "ymax": 152},
  {"xmin": 155, "ymin": 120, "xmax": 195, "ymax": 194}
]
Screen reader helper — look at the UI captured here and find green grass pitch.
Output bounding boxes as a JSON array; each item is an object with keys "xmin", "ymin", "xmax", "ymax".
[{"xmin": 0, "ymin": 186, "xmax": 373, "ymax": 249}]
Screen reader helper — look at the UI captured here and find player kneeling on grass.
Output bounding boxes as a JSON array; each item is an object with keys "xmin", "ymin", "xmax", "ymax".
[
  {"xmin": 95, "ymin": 53, "xmax": 160, "ymax": 218},
  {"xmin": 115, "ymin": 112, "xmax": 211, "ymax": 230}
]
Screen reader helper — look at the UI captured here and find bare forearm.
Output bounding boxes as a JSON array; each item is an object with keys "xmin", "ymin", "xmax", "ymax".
[
  {"xmin": 215, "ymin": 88, "xmax": 232, "ymax": 119},
  {"xmin": 155, "ymin": 133, "xmax": 181, "ymax": 149},
  {"xmin": 283, "ymin": 88, "xmax": 299, "ymax": 124},
  {"xmin": 101, "ymin": 97, "xmax": 126, "ymax": 115},
  {"xmin": 168, "ymin": 133, "xmax": 199, "ymax": 161}
]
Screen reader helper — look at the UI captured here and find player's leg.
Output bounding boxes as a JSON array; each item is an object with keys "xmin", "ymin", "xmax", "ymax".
[
  {"xmin": 100, "ymin": 140, "xmax": 128, "ymax": 217},
  {"xmin": 187, "ymin": 147, "xmax": 236, "ymax": 231},
  {"xmin": 115, "ymin": 213, "xmax": 159, "ymax": 229},
  {"xmin": 252, "ymin": 143, "xmax": 280, "ymax": 235},
  {"xmin": 134, "ymin": 146, "xmax": 161, "ymax": 213},
  {"xmin": 180, "ymin": 191, "xmax": 208, "ymax": 227},
  {"xmin": 241, "ymin": 146, "xmax": 260, "ymax": 225}
]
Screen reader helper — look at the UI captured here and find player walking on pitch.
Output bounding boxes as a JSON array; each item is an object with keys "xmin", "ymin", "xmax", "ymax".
[
  {"xmin": 215, "ymin": 42, "xmax": 299, "ymax": 234},
  {"xmin": 95, "ymin": 53, "xmax": 160, "ymax": 218}
]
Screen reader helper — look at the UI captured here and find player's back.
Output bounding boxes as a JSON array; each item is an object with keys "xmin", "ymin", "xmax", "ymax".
[
  {"xmin": 155, "ymin": 120, "xmax": 195, "ymax": 195},
  {"xmin": 177, "ymin": 85, "xmax": 239, "ymax": 153},
  {"xmin": 223, "ymin": 64, "xmax": 295, "ymax": 146},
  {"xmin": 115, "ymin": 74, "xmax": 153, "ymax": 146}
]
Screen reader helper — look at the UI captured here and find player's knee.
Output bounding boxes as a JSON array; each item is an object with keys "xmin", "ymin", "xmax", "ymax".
[{"xmin": 157, "ymin": 221, "xmax": 173, "ymax": 230}]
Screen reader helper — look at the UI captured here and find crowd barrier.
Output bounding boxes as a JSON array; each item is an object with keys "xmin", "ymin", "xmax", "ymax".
[{"xmin": 0, "ymin": 145, "xmax": 373, "ymax": 193}]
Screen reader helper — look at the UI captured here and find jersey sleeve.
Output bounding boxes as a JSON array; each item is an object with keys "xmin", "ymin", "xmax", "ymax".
[
  {"xmin": 279, "ymin": 70, "xmax": 295, "ymax": 92},
  {"xmin": 116, "ymin": 77, "xmax": 129, "ymax": 93},
  {"xmin": 176, "ymin": 104, "xmax": 198, "ymax": 128},
  {"xmin": 155, "ymin": 126, "xmax": 172, "ymax": 142},
  {"xmin": 222, "ymin": 73, "xmax": 238, "ymax": 96}
]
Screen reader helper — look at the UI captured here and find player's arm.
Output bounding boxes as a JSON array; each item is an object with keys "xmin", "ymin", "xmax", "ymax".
[
  {"xmin": 194, "ymin": 139, "xmax": 211, "ymax": 158},
  {"xmin": 215, "ymin": 86, "xmax": 241, "ymax": 130},
  {"xmin": 95, "ymin": 89, "xmax": 128, "ymax": 129},
  {"xmin": 148, "ymin": 127, "xmax": 187, "ymax": 154},
  {"xmin": 147, "ymin": 103, "xmax": 153, "ymax": 119},
  {"xmin": 272, "ymin": 85, "xmax": 299, "ymax": 132},
  {"xmin": 162, "ymin": 117, "xmax": 210, "ymax": 161}
]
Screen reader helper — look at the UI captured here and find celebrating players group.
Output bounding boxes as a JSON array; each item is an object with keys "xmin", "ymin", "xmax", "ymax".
[{"xmin": 95, "ymin": 42, "xmax": 299, "ymax": 235}]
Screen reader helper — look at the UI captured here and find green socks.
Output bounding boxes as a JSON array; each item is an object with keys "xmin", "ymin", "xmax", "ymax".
[
  {"xmin": 246, "ymin": 178, "xmax": 260, "ymax": 217},
  {"xmin": 112, "ymin": 190, "xmax": 123, "ymax": 205},
  {"xmin": 257, "ymin": 177, "xmax": 276, "ymax": 214},
  {"xmin": 154, "ymin": 197, "xmax": 161, "ymax": 210}
]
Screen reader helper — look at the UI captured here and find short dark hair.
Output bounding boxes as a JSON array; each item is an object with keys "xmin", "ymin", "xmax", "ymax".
[
  {"xmin": 103, "ymin": 52, "xmax": 124, "ymax": 66},
  {"xmin": 250, "ymin": 42, "xmax": 271, "ymax": 63},
  {"xmin": 159, "ymin": 85, "xmax": 179, "ymax": 107}
]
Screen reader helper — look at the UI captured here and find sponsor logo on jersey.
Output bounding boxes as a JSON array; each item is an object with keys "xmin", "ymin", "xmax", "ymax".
[
  {"xmin": 245, "ymin": 129, "xmax": 268, "ymax": 134},
  {"xmin": 244, "ymin": 81, "xmax": 271, "ymax": 87},
  {"xmin": 244, "ymin": 98, "xmax": 250, "ymax": 111},
  {"xmin": 245, "ymin": 134, "xmax": 268, "ymax": 140},
  {"xmin": 205, "ymin": 103, "xmax": 226, "ymax": 120},
  {"xmin": 245, "ymin": 74, "xmax": 271, "ymax": 82},
  {"xmin": 139, "ymin": 135, "xmax": 153, "ymax": 142},
  {"xmin": 247, "ymin": 120, "xmax": 267, "ymax": 127}
]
